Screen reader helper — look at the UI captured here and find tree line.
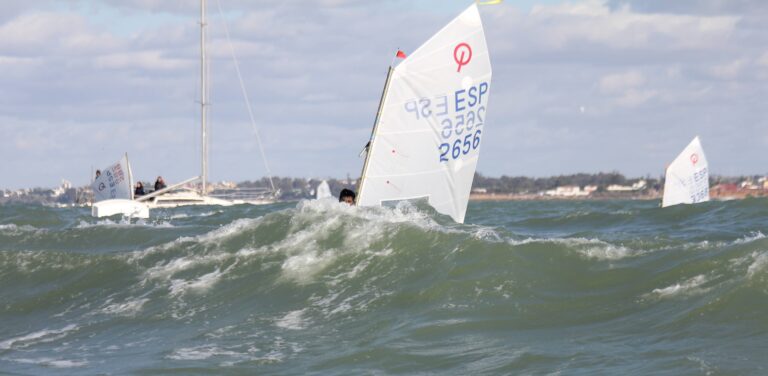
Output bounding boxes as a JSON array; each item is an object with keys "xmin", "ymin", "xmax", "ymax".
[{"xmin": 238, "ymin": 172, "xmax": 660, "ymax": 199}]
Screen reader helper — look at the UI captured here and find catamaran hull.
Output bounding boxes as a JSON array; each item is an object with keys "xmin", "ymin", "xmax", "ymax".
[
  {"xmin": 143, "ymin": 191, "xmax": 234, "ymax": 208},
  {"xmin": 141, "ymin": 191, "xmax": 275, "ymax": 208}
]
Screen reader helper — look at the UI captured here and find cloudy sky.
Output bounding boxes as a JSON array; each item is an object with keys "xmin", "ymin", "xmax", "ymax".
[{"xmin": 0, "ymin": 0, "xmax": 766, "ymax": 189}]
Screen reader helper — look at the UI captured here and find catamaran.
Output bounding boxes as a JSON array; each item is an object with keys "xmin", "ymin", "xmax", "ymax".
[
  {"xmin": 356, "ymin": 4, "xmax": 492, "ymax": 223},
  {"xmin": 661, "ymin": 136, "xmax": 710, "ymax": 207},
  {"xmin": 92, "ymin": 0, "xmax": 276, "ymax": 214},
  {"xmin": 133, "ymin": 0, "xmax": 277, "ymax": 209}
]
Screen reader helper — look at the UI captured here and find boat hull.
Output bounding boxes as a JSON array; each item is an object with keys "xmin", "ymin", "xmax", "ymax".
[{"xmin": 92, "ymin": 199, "xmax": 150, "ymax": 219}]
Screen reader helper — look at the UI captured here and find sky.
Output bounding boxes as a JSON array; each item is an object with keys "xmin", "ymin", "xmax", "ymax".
[{"xmin": 0, "ymin": 0, "xmax": 766, "ymax": 189}]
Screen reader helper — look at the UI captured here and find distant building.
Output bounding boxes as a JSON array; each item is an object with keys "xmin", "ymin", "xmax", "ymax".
[
  {"xmin": 472, "ymin": 188, "xmax": 488, "ymax": 194},
  {"xmin": 51, "ymin": 180, "xmax": 72, "ymax": 198},
  {"xmin": 711, "ymin": 183, "xmax": 739, "ymax": 195},
  {"xmin": 217, "ymin": 181, "xmax": 237, "ymax": 189},
  {"xmin": 606, "ymin": 180, "xmax": 647, "ymax": 192},
  {"xmin": 740, "ymin": 180, "xmax": 760, "ymax": 190},
  {"xmin": 544, "ymin": 186, "xmax": 590, "ymax": 197}
]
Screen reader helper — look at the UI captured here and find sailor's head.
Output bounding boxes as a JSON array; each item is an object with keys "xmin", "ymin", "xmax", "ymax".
[
  {"xmin": 95, "ymin": 170, "xmax": 101, "ymax": 178},
  {"xmin": 136, "ymin": 182, "xmax": 143, "ymax": 188},
  {"xmin": 157, "ymin": 176, "xmax": 164, "ymax": 182},
  {"xmin": 339, "ymin": 189, "xmax": 356, "ymax": 205}
]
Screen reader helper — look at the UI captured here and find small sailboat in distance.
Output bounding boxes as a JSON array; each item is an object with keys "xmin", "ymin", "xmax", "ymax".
[
  {"xmin": 316, "ymin": 180, "xmax": 333, "ymax": 200},
  {"xmin": 91, "ymin": 154, "xmax": 149, "ymax": 218},
  {"xmin": 356, "ymin": 3, "xmax": 492, "ymax": 223},
  {"xmin": 662, "ymin": 136, "xmax": 710, "ymax": 207}
]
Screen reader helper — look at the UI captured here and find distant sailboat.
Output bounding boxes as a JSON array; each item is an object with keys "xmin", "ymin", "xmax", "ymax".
[
  {"xmin": 356, "ymin": 4, "xmax": 492, "ymax": 223},
  {"xmin": 91, "ymin": 154, "xmax": 149, "ymax": 218},
  {"xmin": 137, "ymin": 0, "xmax": 277, "ymax": 209},
  {"xmin": 316, "ymin": 180, "xmax": 333, "ymax": 200},
  {"xmin": 662, "ymin": 136, "xmax": 710, "ymax": 207}
]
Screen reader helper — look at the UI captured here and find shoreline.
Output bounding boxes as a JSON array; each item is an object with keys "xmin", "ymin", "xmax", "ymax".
[
  {"xmin": 469, "ymin": 191, "xmax": 767, "ymax": 202},
  {"xmin": 469, "ymin": 193, "xmax": 659, "ymax": 202}
]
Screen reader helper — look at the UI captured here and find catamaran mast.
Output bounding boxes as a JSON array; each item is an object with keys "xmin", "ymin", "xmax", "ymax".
[{"xmin": 200, "ymin": 0, "xmax": 209, "ymax": 195}]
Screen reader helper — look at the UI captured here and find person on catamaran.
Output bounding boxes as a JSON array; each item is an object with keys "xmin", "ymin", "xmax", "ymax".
[
  {"xmin": 134, "ymin": 182, "xmax": 145, "ymax": 197},
  {"xmin": 95, "ymin": 170, "xmax": 101, "ymax": 179},
  {"xmin": 154, "ymin": 176, "xmax": 167, "ymax": 191},
  {"xmin": 339, "ymin": 189, "xmax": 356, "ymax": 205}
]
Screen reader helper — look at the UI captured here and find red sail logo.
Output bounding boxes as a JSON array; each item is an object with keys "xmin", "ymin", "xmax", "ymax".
[{"xmin": 454, "ymin": 43, "xmax": 472, "ymax": 73}]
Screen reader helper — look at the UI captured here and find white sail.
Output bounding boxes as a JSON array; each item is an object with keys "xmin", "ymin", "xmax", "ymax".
[
  {"xmin": 316, "ymin": 180, "xmax": 332, "ymax": 200},
  {"xmin": 357, "ymin": 4, "xmax": 492, "ymax": 223},
  {"xmin": 92, "ymin": 154, "xmax": 134, "ymax": 202},
  {"xmin": 662, "ymin": 136, "xmax": 710, "ymax": 207}
]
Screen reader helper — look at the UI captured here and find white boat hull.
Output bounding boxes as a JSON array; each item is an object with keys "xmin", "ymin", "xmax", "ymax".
[
  {"xmin": 137, "ymin": 186, "xmax": 276, "ymax": 209},
  {"xmin": 142, "ymin": 190, "xmax": 275, "ymax": 208},
  {"xmin": 92, "ymin": 199, "xmax": 150, "ymax": 218},
  {"xmin": 143, "ymin": 191, "xmax": 233, "ymax": 208}
]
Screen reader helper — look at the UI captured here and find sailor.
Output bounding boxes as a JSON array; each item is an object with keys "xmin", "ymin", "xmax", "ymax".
[
  {"xmin": 95, "ymin": 170, "xmax": 101, "ymax": 179},
  {"xmin": 339, "ymin": 189, "xmax": 356, "ymax": 205},
  {"xmin": 134, "ymin": 182, "xmax": 145, "ymax": 197},
  {"xmin": 154, "ymin": 176, "xmax": 167, "ymax": 191}
]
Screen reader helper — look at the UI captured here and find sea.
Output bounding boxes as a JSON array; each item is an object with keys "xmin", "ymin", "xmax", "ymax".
[{"xmin": 1, "ymin": 198, "xmax": 767, "ymax": 375}]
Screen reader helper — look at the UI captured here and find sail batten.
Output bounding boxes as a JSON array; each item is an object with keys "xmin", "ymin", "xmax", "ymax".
[
  {"xmin": 662, "ymin": 136, "xmax": 710, "ymax": 207},
  {"xmin": 357, "ymin": 4, "xmax": 492, "ymax": 223},
  {"xmin": 366, "ymin": 169, "xmax": 457, "ymax": 178}
]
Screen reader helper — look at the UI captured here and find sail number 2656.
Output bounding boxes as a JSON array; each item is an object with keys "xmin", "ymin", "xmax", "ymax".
[
  {"xmin": 439, "ymin": 130, "xmax": 482, "ymax": 162},
  {"xmin": 436, "ymin": 104, "xmax": 486, "ymax": 163},
  {"xmin": 401, "ymin": 81, "xmax": 490, "ymax": 163}
]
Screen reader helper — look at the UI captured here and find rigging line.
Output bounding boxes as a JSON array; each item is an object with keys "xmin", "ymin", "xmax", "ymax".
[{"xmin": 214, "ymin": 0, "xmax": 277, "ymax": 193}]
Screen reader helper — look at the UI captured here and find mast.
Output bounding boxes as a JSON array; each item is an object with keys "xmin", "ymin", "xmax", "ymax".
[
  {"xmin": 356, "ymin": 66, "xmax": 394, "ymax": 204},
  {"xmin": 200, "ymin": 0, "xmax": 209, "ymax": 195}
]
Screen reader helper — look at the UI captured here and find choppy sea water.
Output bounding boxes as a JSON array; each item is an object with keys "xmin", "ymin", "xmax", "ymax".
[{"xmin": 1, "ymin": 198, "xmax": 767, "ymax": 375}]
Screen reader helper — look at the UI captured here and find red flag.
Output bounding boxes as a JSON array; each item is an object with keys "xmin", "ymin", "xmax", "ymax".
[{"xmin": 396, "ymin": 50, "xmax": 407, "ymax": 59}]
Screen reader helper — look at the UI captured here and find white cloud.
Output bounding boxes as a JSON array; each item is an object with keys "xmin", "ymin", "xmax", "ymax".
[
  {"xmin": 615, "ymin": 88, "xmax": 658, "ymax": 107},
  {"xmin": 96, "ymin": 50, "xmax": 193, "ymax": 70},
  {"xmin": 757, "ymin": 52, "xmax": 768, "ymax": 67},
  {"xmin": 599, "ymin": 71, "xmax": 645, "ymax": 93},
  {"xmin": 0, "ymin": 12, "xmax": 120, "ymax": 55},
  {"xmin": 607, "ymin": 0, "xmax": 768, "ymax": 16},
  {"xmin": 0, "ymin": 55, "xmax": 43, "ymax": 74},
  {"xmin": 513, "ymin": 0, "xmax": 738, "ymax": 52},
  {"xmin": 597, "ymin": 71, "xmax": 658, "ymax": 107},
  {"xmin": 708, "ymin": 59, "xmax": 748, "ymax": 79},
  {"xmin": 0, "ymin": 56, "xmax": 36, "ymax": 64}
]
